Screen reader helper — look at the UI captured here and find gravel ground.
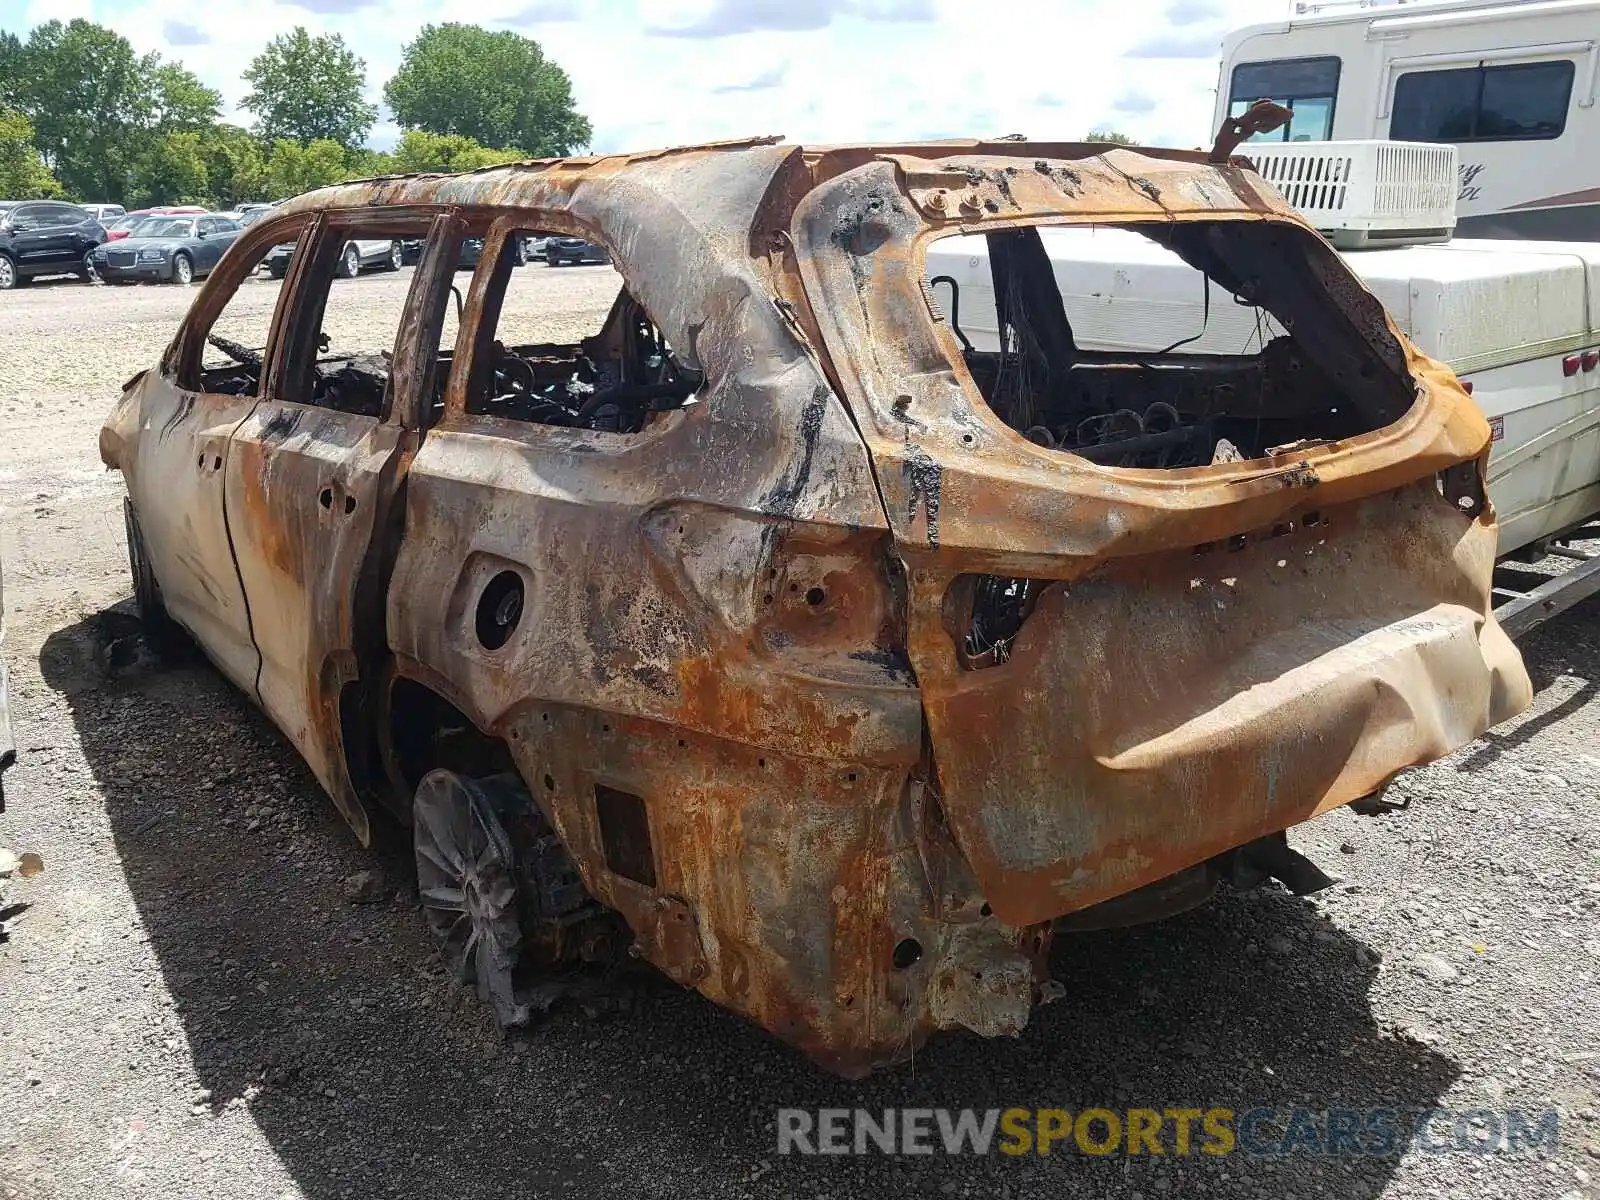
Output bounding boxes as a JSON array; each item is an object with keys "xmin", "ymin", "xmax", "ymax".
[{"xmin": 1, "ymin": 268, "xmax": 1598, "ymax": 1200}]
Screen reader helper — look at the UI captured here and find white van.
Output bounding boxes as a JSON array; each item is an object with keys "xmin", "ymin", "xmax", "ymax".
[
  {"xmin": 1214, "ymin": 0, "xmax": 1599, "ymax": 240},
  {"xmin": 80, "ymin": 203, "xmax": 127, "ymax": 226}
]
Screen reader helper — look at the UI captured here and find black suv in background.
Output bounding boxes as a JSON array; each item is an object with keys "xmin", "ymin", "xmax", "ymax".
[{"xmin": 0, "ymin": 201, "xmax": 107, "ymax": 289}]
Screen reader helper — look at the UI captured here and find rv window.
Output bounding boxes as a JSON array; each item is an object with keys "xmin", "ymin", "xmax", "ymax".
[
  {"xmin": 1391, "ymin": 60, "xmax": 1574, "ymax": 142},
  {"xmin": 1228, "ymin": 56, "xmax": 1340, "ymax": 141}
]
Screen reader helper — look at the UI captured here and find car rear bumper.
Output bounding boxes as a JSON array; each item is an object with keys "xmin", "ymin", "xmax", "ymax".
[{"xmin": 915, "ymin": 481, "xmax": 1530, "ymax": 929}]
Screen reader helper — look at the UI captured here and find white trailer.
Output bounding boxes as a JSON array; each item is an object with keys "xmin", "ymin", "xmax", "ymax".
[{"xmin": 1213, "ymin": 0, "xmax": 1600, "ymax": 240}]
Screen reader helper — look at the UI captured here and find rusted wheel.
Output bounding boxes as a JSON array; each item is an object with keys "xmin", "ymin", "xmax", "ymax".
[{"xmin": 413, "ymin": 770, "xmax": 529, "ymax": 1027}]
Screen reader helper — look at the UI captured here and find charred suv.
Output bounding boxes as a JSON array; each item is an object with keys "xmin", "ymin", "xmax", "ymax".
[{"xmin": 99, "ymin": 138, "xmax": 1530, "ymax": 1076}]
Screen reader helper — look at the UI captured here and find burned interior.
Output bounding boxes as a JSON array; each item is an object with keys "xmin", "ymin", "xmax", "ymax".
[
  {"xmin": 931, "ymin": 220, "xmax": 1417, "ymax": 470},
  {"xmin": 194, "ymin": 221, "xmax": 702, "ymax": 436},
  {"xmin": 464, "ymin": 233, "xmax": 701, "ymax": 434},
  {"xmin": 101, "ymin": 139, "xmax": 1528, "ymax": 1080}
]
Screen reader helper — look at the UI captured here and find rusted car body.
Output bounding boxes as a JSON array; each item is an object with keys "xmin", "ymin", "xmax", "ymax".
[{"xmin": 100, "ymin": 137, "xmax": 1530, "ymax": 1075}]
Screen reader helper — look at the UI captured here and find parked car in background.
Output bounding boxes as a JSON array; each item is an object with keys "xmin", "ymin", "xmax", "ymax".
[
  {"xmin": 462, "ymin": 235, "xmax": 527, "ymax": 270},
  {"xmin": 103, "ymin": 206, "xmax": 210, "ymax": 242},
  {"xmin": 238, "ymin": 207, "xmax": 275, "ymax": 228},
  {"xmin": 543, "ymin": 235, "xmax": 609, "ymax": 266},
  {"xmin": 81, "ymin": 203, "xmax": 127, "ymax": 224},
  {"xmin": 263, "ymin": 237, "xmax": 402, "ymax": 279},
  {"xmin": 93, "ymin": 214, "xmax": 240, "ymax": 285},
  {"xmin": 400, "ymin": 234, "xmax": 528, "ymax": 269},
  {"xmin": 0, "ymin": 200, "xmax": 107, "ymax": 288},
  {"xmin": 104, "ymin": 213, "xmax": 149, "ymax": 242}
]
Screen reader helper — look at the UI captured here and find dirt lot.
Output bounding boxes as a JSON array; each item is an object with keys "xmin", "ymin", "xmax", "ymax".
[{"xmin": 1, "ymin": 267, "xmax": 1598, "ymax": 1200}]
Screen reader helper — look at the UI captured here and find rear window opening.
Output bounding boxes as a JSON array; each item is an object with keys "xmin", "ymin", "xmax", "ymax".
[{"xmin": 924, "ymin": 221, "xmax": 1416, "ymax": 470}]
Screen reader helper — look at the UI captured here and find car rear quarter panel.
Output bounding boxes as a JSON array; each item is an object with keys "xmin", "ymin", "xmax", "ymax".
[{"xmin": 378, "ymin": 146, "xmax": 948, "ymax": 1067}]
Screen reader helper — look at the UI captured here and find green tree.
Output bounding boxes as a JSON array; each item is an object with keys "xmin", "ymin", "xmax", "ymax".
[
  {"xmin": 1085, "ymin": 129, "xmax": 1141, "ymax": 146},
  {"xmin": 13, "ymin": 20, "xmax": 150, "ymax": 201},
  {"xmin": 384, "ymin": 24, "xmax": 590, "ymax": 157},
  {"xmin": 130, "ymin": 130, "xmax": 209, "ymax": 207},
  {"xmin": 243, "ymin": 28, "xmax": 376, "ymax": 147},
  {"xmin": 263, "ymin": 137, "xmax": 353, "ymax": 199},
  {"xmin": 0, "ymin": 32, "xmax": 24, "ymax": 110},
  {"xmin": 149, "ymin": 62, "xmax": 221, "ymax": 132},
  {"xmin": 6, "ymin": 20, "xmax": 221, "ymax": 203},
  {"xmin": 342, "ymin": 146, "xmax": 395, "ymax": 179},
  {"xmin": 198, "ymin": 124, "xmax": 269, "ymax": 206},
  {"xmin": 0, "ymin": 107, "xmax": 62, "ymax": 198},
  {"xmin": 388, "ymin": 129, "xmax": 523, "ymax": 174}
]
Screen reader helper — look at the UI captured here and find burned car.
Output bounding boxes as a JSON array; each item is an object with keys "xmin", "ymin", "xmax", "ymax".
[{"xmin": 100, "ymin": 137, "xmax": 1530, "ymax": 1076}]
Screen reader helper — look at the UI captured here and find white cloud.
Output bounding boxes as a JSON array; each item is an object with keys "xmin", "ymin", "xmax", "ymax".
[{"xmin": 23, "ymin": 0, "xmax": 1286, "ymax": 150}]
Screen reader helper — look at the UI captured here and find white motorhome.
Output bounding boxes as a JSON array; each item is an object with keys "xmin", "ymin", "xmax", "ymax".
[{"xmin": 1215, "ymin": 0, "xmax": 1599, "ymax": 239}]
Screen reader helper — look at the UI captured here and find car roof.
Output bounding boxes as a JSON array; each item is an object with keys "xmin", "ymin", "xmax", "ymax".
[{"xmin": 270, "ymin": 136, "xmax": 1295, "ymax": 235}]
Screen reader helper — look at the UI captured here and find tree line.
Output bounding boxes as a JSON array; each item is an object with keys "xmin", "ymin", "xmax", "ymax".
[{"xmin": 0, "ymin": 20, "xmax": 592, "ymax": 208}]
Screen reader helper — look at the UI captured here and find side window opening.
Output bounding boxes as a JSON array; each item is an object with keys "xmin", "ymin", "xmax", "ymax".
[
  {"xmin": 424, "ymin": 275, "xmax": 463, "ymax": 427},
  {"xmin": 187, "ymin": 223, "xmax": 310, "ymax": 396},
  {"xmin": 1391, "ymin": 60, "xmax": 1574, "ymax": 143},
  {"xmin": 925, "ymin": 221, "xmax": 1414, "ymax": 471},
  {"xmin": 1229, "ymin": 57, "xmax": 1341, "ymax": 142},
  {"xmin": 280, "ymin": 224, "xmax": 435, "ymax": 418},
  {"xmin": 463, "ymin": 228, "xmax": 703, "ymax": 434}
]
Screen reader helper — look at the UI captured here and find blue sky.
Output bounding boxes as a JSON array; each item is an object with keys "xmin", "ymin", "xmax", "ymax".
[{"xmin": 2, "ymin": 0, "xmax": 1291, "ymax": 152}]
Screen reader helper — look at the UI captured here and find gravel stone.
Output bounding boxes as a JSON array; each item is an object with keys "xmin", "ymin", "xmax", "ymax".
[
  {"xmin": 343, "ymin": 869, "xmax": 387, "ymax": 904},
  {"xmin": 1411, "ymin": 953, "xmax": 1460, "ymax": 983}
]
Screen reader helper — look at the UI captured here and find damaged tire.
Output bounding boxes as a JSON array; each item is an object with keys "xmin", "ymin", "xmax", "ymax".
[
  {"xmin": 123, "ymin": 498, "xmax": 188, "ymax": 659},
  {"xmin": 414, "ymin": 769, "xmax": 530, "ymax": 1027}
]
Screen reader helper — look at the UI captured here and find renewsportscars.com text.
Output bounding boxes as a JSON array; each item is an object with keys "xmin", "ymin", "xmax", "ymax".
[{"xmin": 776, "ymin": 1107, "xmax": 1559, "ymax": 1157}]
